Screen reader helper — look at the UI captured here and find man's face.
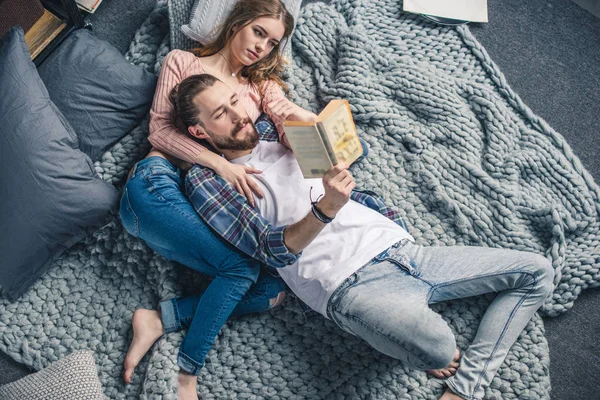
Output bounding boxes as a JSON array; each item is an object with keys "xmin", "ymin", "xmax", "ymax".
[{"xmin": 193, "ymin": 80, "xmax": 259, "ymax": 152}]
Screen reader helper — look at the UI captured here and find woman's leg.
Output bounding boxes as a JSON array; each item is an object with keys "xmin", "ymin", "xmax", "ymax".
[
  {"xmin": 164, "ymin": 267, "xmax": 288, "ymax": 331},
  {"xmin": 119, "ymin": 157, "xmax": 265, "ymax": 380}
]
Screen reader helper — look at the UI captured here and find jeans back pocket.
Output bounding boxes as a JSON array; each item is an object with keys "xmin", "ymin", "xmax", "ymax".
[{"xmin": 119, "ymin": 188, "xmax": 140, "ymax": 237}]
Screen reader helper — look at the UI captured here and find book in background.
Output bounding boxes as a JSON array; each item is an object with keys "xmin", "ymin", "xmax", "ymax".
[
  {"xmin": 403, "ymin": 0, "xmax": 488, "ymax": 23},
  {"xmin": 284, "ymin": 99, "xmax": 364, "ymax": 179},
  {"xmin": 75, "ymin": 0, "xmax": 103, "ymax": 14}
]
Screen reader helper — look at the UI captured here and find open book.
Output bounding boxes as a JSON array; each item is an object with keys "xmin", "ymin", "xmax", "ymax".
[{"xmin": 284, "ymin": 100, "xmax": 363, "ymax": 178}]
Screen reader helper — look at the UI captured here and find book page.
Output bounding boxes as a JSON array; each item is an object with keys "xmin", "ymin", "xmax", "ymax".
[
  {"xmin": 318, "ymin": 102, "xmax": 362, "ymax": 166},
  {"xmin": 284, "ymin": 125, "xmax": 333, "ymax": 178},
  {"xmin": 403, "ymin": 0, "xmax": 488, "ymax": 23}
]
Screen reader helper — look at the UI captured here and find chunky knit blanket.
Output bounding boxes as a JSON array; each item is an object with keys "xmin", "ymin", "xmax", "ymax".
[{"xmin": 2, "ymin": 0, "xmax": 599, "ymax": 399}]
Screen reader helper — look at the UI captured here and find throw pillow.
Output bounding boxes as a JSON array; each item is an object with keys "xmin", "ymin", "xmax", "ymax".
[
  {"xmin": 0, "ymin": 351, "xmax": 107, "ymax": 399},
  {"xmin": 0, "ymin": 26, "xmax": 119, "ymax": 300},
  {"xmin": 38, "ymin": 28, "xmax": 157, "ymax": 161},
  {"xmin": 180, "ymin": 0, "xmax": 302, "ymax": 58}
]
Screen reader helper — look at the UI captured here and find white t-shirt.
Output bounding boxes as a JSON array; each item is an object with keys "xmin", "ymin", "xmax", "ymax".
[{"xmin": 231, "ymin": 141, "xmax": 413, "ymax": 317}]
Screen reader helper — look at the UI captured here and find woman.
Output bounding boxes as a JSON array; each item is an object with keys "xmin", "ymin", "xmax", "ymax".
[{"xmin": 119, "ymin": 1, "xmax": 317, "ymax": 398}]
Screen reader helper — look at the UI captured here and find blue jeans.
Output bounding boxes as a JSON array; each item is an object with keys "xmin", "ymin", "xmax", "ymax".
[
  {"xmin": 119, "ymin": 156, "xmax": 287, "ymax": 375},
  {"xmin": 327, "ymin": 239, "xmax": 554, "ymax": 400}
]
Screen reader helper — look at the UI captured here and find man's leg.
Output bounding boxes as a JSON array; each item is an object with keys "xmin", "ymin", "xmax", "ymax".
[
  {"xmin": 400, "ymin": 242, "xmax": 554, "ymax": 400},
  {"xmin": 327, "ymin": 259, "xmax": 458, "ymax": 371}
]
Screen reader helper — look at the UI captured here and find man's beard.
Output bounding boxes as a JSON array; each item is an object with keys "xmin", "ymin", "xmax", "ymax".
[{"xmin": 207, "ymin": 118, "xmax": 259, "ymax": 151}]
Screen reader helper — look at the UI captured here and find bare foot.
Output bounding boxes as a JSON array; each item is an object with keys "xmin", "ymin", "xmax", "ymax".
[
  {"xmin": 123, "ymin": 309, "xmax": 164, "ymax": 383},
  {"xmin": 178, "ymin": 372, "xmax": 199, "ymax": 400},
  {"xmin": 427, "ymin": 348, "xmax": 461, "ymax": 379},
  {"xmin": 439, "ymin": 388, "xmax": 465, "ymax": 400}
]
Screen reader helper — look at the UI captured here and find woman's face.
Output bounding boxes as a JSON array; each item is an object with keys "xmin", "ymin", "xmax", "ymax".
[{"xmin": 230, "ymin": 17, "xmax": 286, "ymax": 66}]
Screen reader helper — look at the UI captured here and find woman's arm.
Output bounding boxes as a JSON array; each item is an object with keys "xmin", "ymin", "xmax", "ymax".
[
  {"xmin": 148, "ymin": 50, "xmax": 219, "ymax": 166},
  {"xmin": 261, "ymin": 81, "xmax": 317, "ymax": 149},
  {"xmin": 148, "ymin": 50, "xmax": 264, "ymax": 204}
]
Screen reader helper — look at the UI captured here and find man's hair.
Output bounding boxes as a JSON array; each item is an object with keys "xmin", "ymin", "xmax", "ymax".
[{"xmin": 169, "ymin": 74, "xmax": 220, "ymax": 129}]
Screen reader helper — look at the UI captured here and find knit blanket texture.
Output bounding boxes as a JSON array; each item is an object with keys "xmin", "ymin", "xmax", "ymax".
[{"xmin": 1, "ymin": 0, "xmax": 599, "ymax": 398}]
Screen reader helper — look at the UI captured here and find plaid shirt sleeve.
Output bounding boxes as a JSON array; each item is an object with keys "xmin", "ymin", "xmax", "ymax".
[
  {"xmin": 185, "ymin": 166, "xmax": 301, "ymax": 268},
  {"xmin": 254, "ymin": 113, "xmax": 280, "ymax": 142},
  {"xmin": 350, "ymin": 189, "xmax": 410, "ymax": 232}
]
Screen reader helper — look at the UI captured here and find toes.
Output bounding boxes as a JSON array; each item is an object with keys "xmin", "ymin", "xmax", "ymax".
[
  {"xmin": 427, "ymin": 369, "xmax": 445, "ymax": 379},
  {"xmin": 124, "ymin": 368, "xmax": 133, "ymax": 384},
  {"xmin": 442, "ymin": 369, "xmax": 453, "ymax": 378},
  {"xmin": 123, "ymin": 359, "xmax": 136, "ymax": 383},
  {"xmin": 427, "ymin": 367, "xmax": 458, "ymax": 379},
  {"xmin": 453, "ymin": 348, "xmax": 461, "ymax": 361}
]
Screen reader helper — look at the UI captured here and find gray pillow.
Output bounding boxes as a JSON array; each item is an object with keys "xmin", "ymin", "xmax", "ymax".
[
  {"xmin": 0, "ymin": 351, "xmax": 107, "ymax": 399},
  {"xmin": 0, "ymin": 26, "xmax": 119, "ymax": 300},
  {"xmin": 180, "ymin": 0, "xmax": 302, "ymax": 59},
  {"xmin": 38, "ymin": 28, "xmax": 157, "ymax": 161}
]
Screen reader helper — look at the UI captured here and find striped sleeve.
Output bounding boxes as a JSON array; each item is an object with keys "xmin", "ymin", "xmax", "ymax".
[
  {"xmin": 148, "ymin": 50, "xmax": 210, "ymax": 164},
  {"xmin": 261, "ymin": 80, "xmax": 292, "ymax": 148},
  {"xmin": 350, "ymin": 189, "xmax": 410, "ymax": 232}
]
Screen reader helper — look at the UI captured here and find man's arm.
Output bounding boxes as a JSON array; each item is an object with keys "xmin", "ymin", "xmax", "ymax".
[
  {"xmin": 282, "ymin": 164, "xmax": 355, "ymax": 253},
  {"xmin": 185, "ymin": 164, "xmax": 354, "ymax": 268}
]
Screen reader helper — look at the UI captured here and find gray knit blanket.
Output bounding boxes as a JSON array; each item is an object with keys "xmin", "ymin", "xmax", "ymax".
[{"xmin": 1, "ymin": 0, "xmax": 599, "ymax": 398}]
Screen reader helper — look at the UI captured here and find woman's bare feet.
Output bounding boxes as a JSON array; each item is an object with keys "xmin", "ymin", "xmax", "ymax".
[
  {"xmin": 123, "ymin": 309, "xmax": 165, "ymax": 383},
  {"xmin": 439, "ymin": 388, "xmax": 465, "ymax": 400},
  {"xmin": 178, "ymin": 372, "xmax": 199, "ymax": 400},
  {"xmin": 427, "ymin": 348, "xmax": 461, "ymax": 379}
]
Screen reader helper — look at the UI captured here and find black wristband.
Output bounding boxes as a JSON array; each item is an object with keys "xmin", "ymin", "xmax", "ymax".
[{"xmin": 311, "ymin": 202, "xmax": 334, "ymax": 224}]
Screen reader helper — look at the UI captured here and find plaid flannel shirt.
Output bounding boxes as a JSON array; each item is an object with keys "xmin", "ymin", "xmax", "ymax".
[{"xmin": 185, "ymin": 114, "xmax": 409, "ymax": 269}]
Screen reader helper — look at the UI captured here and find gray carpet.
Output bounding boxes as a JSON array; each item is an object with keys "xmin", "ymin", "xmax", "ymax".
[
  {"xmin": 1, "ymin": 0, "xmax": 598, "ymax": 399},
  {"xmin": 468, "ymin": 2, "xmax": 600, "ymax": 400}
]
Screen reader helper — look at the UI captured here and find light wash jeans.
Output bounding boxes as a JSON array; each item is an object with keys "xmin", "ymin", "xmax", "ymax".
[
  {"xmin": 120, "ymin": 156, "xmax": 287, "ymax": 375},
  {"xmin": 327, "ymin": 239, "xmax": 554, "ymax": 400}
]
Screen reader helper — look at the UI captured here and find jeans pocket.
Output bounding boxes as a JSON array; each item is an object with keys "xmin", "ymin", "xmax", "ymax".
[
  {"xmin": 327, "ymin": 272, "xmax": 360, "ymax": 328},
  {"xmin": 144, "ymin": 168, "xmax": 182, "ymax": 202},
  {"xmin": 119, "ymin": 188, "xmax": 140, "ymax": 237},
  {"xmin": 330, "ymin": 306, "xmax": 358, "ymax": 337},
  {"xmin": 393, "ymin": 254, "xmax": 418, "ymax": 277}
]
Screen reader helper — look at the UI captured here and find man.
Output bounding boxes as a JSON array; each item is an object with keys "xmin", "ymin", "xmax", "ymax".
[{"xmin": 176, "ymin": 74, "xmax": 554, "ymax": 400}]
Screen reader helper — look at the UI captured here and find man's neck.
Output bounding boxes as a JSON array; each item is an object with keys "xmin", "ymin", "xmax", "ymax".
[{"xmin": 223, "ymin": 148, "xmax": 253, "ymax": 161}]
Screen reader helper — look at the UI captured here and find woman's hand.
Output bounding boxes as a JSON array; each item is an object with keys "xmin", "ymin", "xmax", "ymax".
[
  {"xmin": 266, "ymin": 98, "xmax": 317, "ymax": 123},
  {"xmin": 213, "ymin": 159, "xmax": 264, "ymax": 207}
]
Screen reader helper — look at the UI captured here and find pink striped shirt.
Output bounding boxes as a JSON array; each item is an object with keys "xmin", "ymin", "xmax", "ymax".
[{"xmin": 148, "ymin": 49, "xmax": 288, "ymax": 163}]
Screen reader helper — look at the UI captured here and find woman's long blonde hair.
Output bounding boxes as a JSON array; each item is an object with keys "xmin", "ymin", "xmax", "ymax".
[{"xmin": 192, "ymin": 0, "xmax": 294, "ymax": 95}]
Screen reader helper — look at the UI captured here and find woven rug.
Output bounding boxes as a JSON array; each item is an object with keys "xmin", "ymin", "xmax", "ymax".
[{"xmin": 1, "ymin": 0, "xmax": 599, "ymax": 398}]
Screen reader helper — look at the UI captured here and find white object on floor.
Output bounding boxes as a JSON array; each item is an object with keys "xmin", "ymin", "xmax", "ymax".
[{"xmin": 404, "ymin": 0, "xmax": 488, "ymax": 23}]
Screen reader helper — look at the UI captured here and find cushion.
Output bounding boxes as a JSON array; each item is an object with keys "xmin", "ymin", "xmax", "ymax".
[
  {"xmin": 0, "ymin": 26, "xmax": 119, "ymax": 300},
  {"xmin": 180, "ymin": 0, "xmax": 302, "ymax": 58},
  {"xmin": 0, "ymin": 351, "xmax": 107, "ymax": 399},
  {"xmin": 38, "ymin": 28, "xmax": 157, "ymax": 161}
]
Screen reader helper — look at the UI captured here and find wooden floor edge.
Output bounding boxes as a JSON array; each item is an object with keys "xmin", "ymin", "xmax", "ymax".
[{"xmin": 24, "ymin": 9, "xmax": 67, "ymax": 60}]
